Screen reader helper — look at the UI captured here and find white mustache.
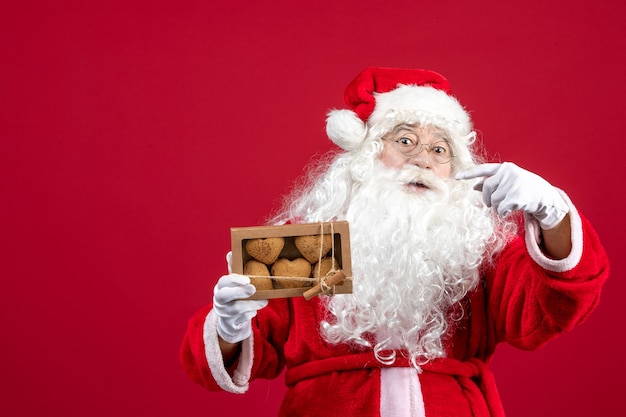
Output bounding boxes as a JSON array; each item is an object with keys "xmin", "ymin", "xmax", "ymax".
[{"xmin": 392, "ymin": 166, "xmax": 448, "ymax": 192}]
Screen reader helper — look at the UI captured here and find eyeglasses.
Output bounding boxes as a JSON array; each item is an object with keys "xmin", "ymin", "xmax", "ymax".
[{"xmin": 383, "ymin": 136, "xmax": 454, "ymax": 164}]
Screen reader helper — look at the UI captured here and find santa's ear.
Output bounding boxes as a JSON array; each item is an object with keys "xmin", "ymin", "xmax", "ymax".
[{"xmin": 325, "ymin": 109, "xmax": 366, "ymax": 151}]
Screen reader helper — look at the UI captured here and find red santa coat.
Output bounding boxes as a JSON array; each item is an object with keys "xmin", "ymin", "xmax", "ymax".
[{"xmin": 181, "ymin": 194, "xmax": 609, "ymax": 416}]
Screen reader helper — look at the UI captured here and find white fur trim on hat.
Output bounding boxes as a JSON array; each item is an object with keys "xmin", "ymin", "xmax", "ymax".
[
  {"xmin": 370, "ymin": 85, "xmax": 472, "ymax": 137},
  {"xmin": 326, "ymin": 109, "xmax": 367, "ymax": 151}
]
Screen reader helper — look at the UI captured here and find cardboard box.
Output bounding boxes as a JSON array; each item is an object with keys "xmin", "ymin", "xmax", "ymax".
[{"xmin": 231, "ymin": 221, "xmax": 352, "ymax": 300}]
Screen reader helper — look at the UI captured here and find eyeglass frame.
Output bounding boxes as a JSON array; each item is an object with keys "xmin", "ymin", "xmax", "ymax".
[{"xmin": 381, "ymin": 129, "xmax": 455, "ymax": 165}]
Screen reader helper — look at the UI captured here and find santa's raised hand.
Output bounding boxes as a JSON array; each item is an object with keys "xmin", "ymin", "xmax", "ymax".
[
  {"xmin": 455, "ymin": 162, "xmax": 569, "ymax": 230},
  {"xmin": 213, "ymin": 252, "xmax": 269, "ymax": 344}
]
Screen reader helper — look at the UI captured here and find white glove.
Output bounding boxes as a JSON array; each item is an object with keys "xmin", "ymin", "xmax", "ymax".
[
  {"xmin": 455, "ymin": 162, "xmax": 569, "ymax": 230},
  {"xmin": 226, "ymin": 251, "xmax": 233, "ymax": 274},
  {"xmin": 213, "ymin": 254, "xmax": 268, "ymax": 344}
]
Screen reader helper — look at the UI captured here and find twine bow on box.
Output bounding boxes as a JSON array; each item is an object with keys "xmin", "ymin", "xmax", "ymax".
[
  {"xmin": 302, "ymin": 222, "xmax": 345, "ymax": 300},
  {"xmin": 303, "ymin": 269, "xmax": 346, "ymax": 300}
]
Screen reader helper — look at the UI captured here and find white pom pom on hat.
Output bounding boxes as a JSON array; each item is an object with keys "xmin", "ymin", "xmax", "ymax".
[
  {"xmin": 326, "ymin": 67, "xmax": 472, "ymax": 151},
  {"xmin": 326, "ymin": 109, "xmax": 366, "ymax": 152}
]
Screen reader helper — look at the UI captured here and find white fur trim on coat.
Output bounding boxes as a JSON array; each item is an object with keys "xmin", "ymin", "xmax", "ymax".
[
  {"xmin": 380, "ymin": 368, "xmax": 426, "ymax": 417},
  {"xmin": 524, "ymin": 189, "xmax": 583, "ymax": 272},
  {"xmin": 203, "ymin": 309, "xmax": 254, "ymax": 393}
]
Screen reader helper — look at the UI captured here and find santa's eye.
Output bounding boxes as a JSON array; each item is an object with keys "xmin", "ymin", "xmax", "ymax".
[
  {"xmin": 431, "ymin": 141, "xmax": 450, "ymax": 155},
  {"xmin": 397, "ymin": 137, "xmax": 415, "ymax": 147}
]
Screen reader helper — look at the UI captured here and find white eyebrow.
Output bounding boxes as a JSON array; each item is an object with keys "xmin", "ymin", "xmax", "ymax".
[
  {"xmin": 389, "ymin": 124, "xmax": 451, "ymax": 143},
  {"xmin": 389, "ymin": 124, "xmax": 417, "ymax": 135}
]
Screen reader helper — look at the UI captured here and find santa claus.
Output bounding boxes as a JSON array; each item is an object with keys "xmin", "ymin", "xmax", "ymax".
[{"xmin": 181, "ymin": 67, "xmax": 609, "ymax": 416}]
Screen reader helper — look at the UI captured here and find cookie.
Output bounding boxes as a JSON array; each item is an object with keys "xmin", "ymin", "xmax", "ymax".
[
  {"xmin": 271, "ymin": 257, "xmax": 312, "ymax": 288},
  {"xmin": 243, "ymin": 259, "xmax": 274, "ymax": 291},
  {"xmin": 312, "ymin": 256, "xmax": 341, "ymax": 279},
  {"xmin": 294, "ymin": 234, "xmax": 333, "ymax": 263},
  {"xmin": 245, "ymin": 237, "xmax": 285, "ymax": 265}
]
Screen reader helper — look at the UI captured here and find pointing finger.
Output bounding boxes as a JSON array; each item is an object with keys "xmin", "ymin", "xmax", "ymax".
[{"xmin": 455, "ymin": 163, "xmax": 502, "ymax": 180}]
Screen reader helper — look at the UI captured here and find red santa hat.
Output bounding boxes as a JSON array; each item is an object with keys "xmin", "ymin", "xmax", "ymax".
[{"xmin": 326, "ymin": 67, "xmax": 473, "ymax": 151}]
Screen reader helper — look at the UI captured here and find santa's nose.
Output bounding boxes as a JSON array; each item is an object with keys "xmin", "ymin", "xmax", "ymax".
[{"xmin": 408, "ymin": 148, "xmax": 432, "ymax": 169}]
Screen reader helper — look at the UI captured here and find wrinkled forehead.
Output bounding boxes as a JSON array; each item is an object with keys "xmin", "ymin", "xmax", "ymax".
[
  {"xmin": 385, "ymin": 123, "xmax": 452, "ymax": 140},
  {"xmin": 368, "ymin": 108, "xmax": 467, "ymax": 142}
]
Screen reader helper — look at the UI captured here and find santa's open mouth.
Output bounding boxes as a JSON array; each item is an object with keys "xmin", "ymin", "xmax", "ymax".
[{"xmin": 407, "ymin": 181, "xmax": 429, "ymax": 191}]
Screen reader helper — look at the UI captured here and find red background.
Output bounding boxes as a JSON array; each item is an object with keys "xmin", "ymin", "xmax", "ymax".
[{"xmin": 2, "ymin": 1, "xmax": 624, "ymax": 416}]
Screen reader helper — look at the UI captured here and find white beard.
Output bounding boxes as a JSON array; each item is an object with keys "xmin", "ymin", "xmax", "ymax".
[
  {"xmin": 319, "ymin": 161, "xmax": 498, "ymax": 367},
  {"xmin": 271, "ymin": 149, "xmax": 513, "ymax": 368}
]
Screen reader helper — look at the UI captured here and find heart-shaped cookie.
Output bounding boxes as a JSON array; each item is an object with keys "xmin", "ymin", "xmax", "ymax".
[
  {"xmin": 245, "ymin": 237, "xmax": 285, "ymax": 265},
  {"xmin": 244, "ymin": 260, "xmax": 274, "ymax": 291},
  {"xmin": 312, "ymin": 256, "xmax": 341, "ymax": 279},
  {"xmin": 294, "ymin": 234, "xmax": 333, "ymax": 263},
  {"xmin": 271, "ymin": 257, "xmax": 312, "ymax": 288}
]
